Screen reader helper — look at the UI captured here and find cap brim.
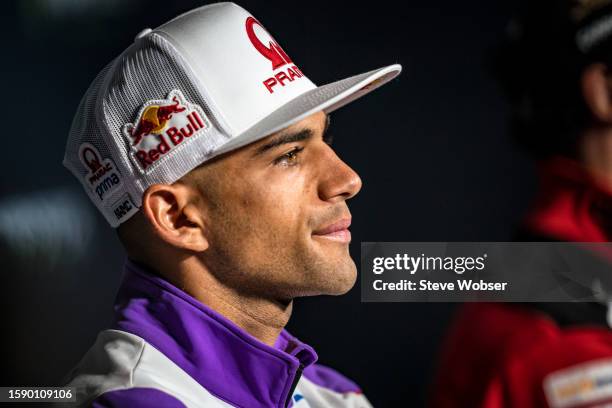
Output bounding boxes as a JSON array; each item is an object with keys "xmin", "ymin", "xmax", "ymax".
[{"xmin": 215, "ymin": 64, "xmax": 402, "ymax": 156}]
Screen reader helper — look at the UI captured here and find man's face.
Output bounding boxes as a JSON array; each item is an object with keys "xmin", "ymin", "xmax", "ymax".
[{"xmin": 186, "ymin": 111, "xmax": 362, "ymax": 301}]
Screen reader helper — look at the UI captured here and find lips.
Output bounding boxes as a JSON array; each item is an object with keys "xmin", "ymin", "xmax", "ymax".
[{"xmin": 312, "ymin": 218, "xmax": 352, "ymax": 243}]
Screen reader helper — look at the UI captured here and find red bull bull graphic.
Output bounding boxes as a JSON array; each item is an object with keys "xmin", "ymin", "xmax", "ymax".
[
  {"xmin": 78, "ymin": 143, "xmax": 123, "ymax": 202},
  {"xmin": 129, "ymin": 96, "xmax": 186, "ymax": 146},
  {"xmin": 123, "ymin": 89, "xmax": 211, "ymax": 173}
]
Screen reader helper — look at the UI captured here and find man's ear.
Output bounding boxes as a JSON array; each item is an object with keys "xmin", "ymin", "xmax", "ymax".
[
  {"xmin": 581, "ymin": 63, "xmax": 612, "ymax": 124},
  {"xmin": 141, "ymin": 183, "xmax": 209, "ymax": 252}
]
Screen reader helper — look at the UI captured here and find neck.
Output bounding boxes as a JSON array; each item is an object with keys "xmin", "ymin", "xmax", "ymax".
[
  {"xmin": 579, "ymin": 125, "xmax": 612, "ymax": 190},
  {"xmin": 157, "ymin": 256, "xmax": 292, "ymax": 346}
]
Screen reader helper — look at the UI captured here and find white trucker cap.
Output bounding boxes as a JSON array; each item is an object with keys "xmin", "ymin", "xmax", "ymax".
[{"xmin": 63, "ymin": 2, "xmax": 402, "ymax": 227}]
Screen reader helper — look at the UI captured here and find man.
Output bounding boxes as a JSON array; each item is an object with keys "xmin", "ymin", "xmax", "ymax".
[
  {"xmin": 430, "ymin": 1, "xmax": 612, "ymax": 407},
  {"xmin": 59, "ymin": 3, "xmax": 401, "ymax": 407}
]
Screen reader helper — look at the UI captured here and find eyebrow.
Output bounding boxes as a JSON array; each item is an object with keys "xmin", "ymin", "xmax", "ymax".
[
  {"xmin": 253, "ymin": 114, "xmax": 332, "ymax": 157},
  {"xmin": 253, "ymin": 128, "xmax": 313, "ymax": 157}
]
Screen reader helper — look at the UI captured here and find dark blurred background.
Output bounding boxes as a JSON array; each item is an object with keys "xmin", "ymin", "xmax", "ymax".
[{"xmin": 1, "ymin": 0, "xmax": 534, "ymax": 406}]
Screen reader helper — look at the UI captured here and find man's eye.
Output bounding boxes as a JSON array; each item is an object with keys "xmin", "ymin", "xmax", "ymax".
[{"xmin": 273, "ymin": 146, "xmax": 304, "ymax": 166}]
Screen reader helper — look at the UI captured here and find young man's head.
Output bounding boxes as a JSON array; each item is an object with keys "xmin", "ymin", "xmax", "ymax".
[
  {"xmin": 491, "ymin": 0, "xmax": 612, "ymax": 163},
  {"xmin": 63, "ymin": 3, "xmax": 400, "ymax": 311},
  {"xmin": 118, "ymin": 110, "xmax": 362, "ymax": 301}
]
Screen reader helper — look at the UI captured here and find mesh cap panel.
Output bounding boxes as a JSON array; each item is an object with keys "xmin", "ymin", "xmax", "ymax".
[{"xmin": 63, "ymin": 33, "xmax": 228, "ymax": 227}]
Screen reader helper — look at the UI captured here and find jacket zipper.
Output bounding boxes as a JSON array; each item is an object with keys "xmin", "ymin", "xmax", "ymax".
[{"xmin": 284, "ymin": 364, "xmax": 304, "ymax": 408}]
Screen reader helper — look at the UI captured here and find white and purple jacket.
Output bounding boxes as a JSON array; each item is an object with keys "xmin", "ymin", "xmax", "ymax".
[{"xmin": 61, "ymin": 260, "xmax": 372, "ymax": 408}]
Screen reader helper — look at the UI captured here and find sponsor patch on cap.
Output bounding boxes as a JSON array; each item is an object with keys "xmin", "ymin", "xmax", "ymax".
[
  {"xmin": 111, "ymin": 193, "xmax": 138, "ymax": 223},
  {"xmin": 123, "ymin": 89, "xmax": 211, "ymax": 173},
  {"xmin": 245, "ymin": 16, "xmax": 305, "ymax": 94},
  {"xmin": 544, "ymin": 358, "xmax": 612, "ymax": 408},
  {"xmin": 79, "ymin": 143, "xmax": 122, "ymax": 202}
]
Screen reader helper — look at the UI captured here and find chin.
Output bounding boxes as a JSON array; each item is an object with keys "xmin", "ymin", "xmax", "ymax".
[
  {"xmin": 298, "ymin": 238, "xmax": 358, "ymax": 295},
  {"xmin": 320, "ymin": 260, "xmax": 358, "ymax": 295}
]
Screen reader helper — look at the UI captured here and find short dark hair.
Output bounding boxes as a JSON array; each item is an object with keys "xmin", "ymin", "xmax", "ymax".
[{"xmin": 490, "ymin": 0, "xmax": 612, "ymax": 158}]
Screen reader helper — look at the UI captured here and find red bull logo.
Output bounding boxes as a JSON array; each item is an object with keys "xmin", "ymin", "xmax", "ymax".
[
  {"xmin": 123, "ymin": 89, "xmax": 211, "ymax": 172},
  {"xmin": 129, "ymin": 96, "xmax": 186, "ymax": 146},
  {"xmin": 245, "ymin": 16, "xmax": 305, "ymax": 94}
]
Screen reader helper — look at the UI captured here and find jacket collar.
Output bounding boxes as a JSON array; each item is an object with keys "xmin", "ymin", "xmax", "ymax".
[
  {"xmin": 523, "ymin": 156, "xmax": 612, "ymax": 242},
  {"xmin": 111, "ymin": 259, "xmax": 318, "ymax": 408}
]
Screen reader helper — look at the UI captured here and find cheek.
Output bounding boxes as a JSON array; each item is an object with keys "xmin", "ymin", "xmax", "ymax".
[{"xmin": 236, "ymin": 171, "xmax": 314, "ymax": 241}]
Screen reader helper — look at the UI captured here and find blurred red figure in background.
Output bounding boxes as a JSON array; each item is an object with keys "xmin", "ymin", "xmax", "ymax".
[{"xmin": 431, "ymin": 1, "xmax": 612, "ymax": 407}]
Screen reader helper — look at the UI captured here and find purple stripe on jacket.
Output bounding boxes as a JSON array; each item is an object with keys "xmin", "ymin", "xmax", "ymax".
[
  {"xmin": 303, "ymin": 364, "xmax": 362, "ymax": 394},
  {"xmin": 92, "ymin": 388, "xmax": 186, "ymax": 408},
  {"xmin": 111, "ymin": 259, "xmax": 318, "ymax": 408}
]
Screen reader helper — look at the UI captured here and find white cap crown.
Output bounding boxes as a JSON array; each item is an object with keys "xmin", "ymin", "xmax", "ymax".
[{"xmin": 63, "ymin": 2, "xmax": 401, "ymax": 227}]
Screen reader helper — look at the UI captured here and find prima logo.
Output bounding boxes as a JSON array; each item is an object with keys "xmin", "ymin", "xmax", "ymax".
[{"xmin": 79, "ymin": 143, "xmax": 122, "ymax": 202}]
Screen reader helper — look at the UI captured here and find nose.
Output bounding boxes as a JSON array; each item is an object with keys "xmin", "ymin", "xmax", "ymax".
[{"xmin": 318, "ymin": 145, "xmax": 363, "ymax": 203}]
